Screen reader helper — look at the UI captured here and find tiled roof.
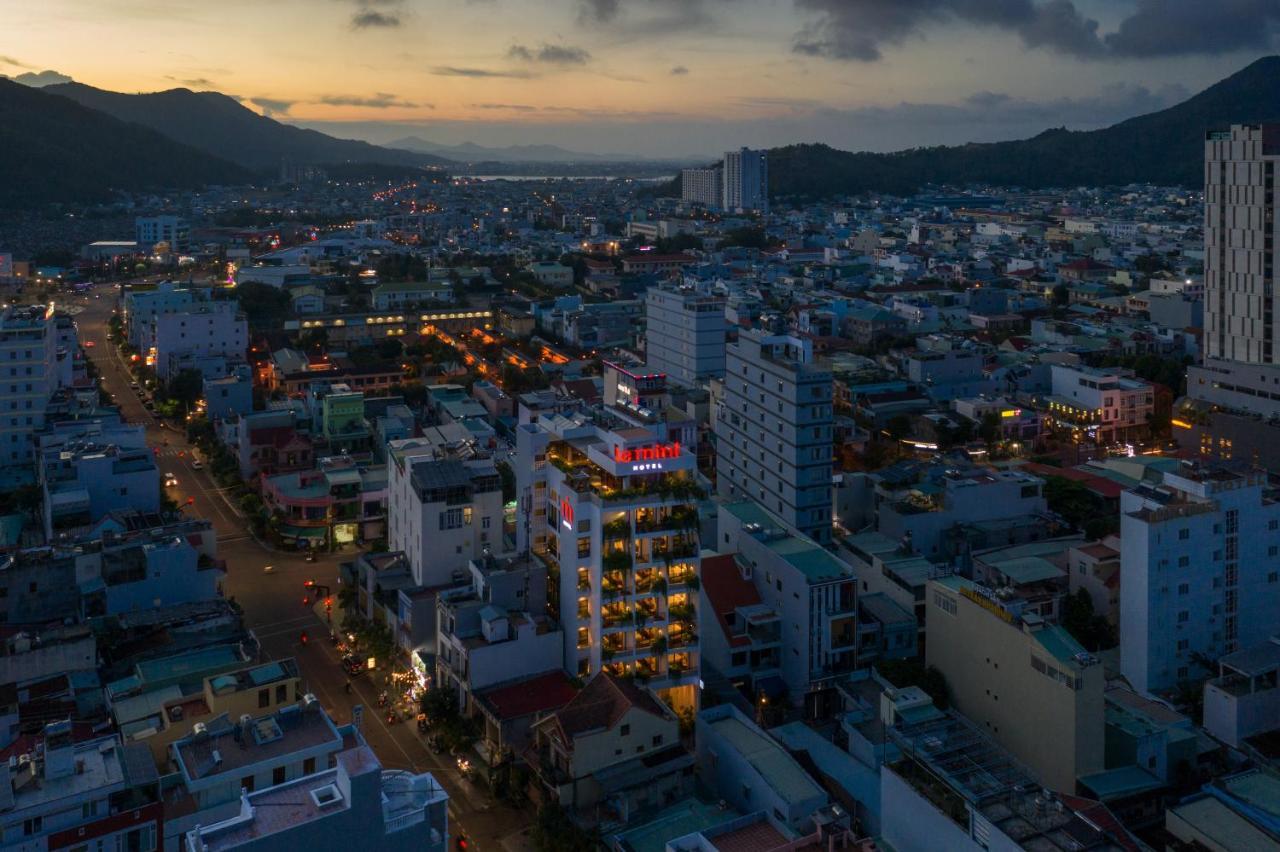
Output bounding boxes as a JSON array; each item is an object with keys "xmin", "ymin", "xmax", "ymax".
[
  {"xmin": 701, "ymin": 554, "xmax": 759, "ymax": 648},
  {"xmin": 476, "ymin": 671, "xmax": 579, "ymax": 721},
  {"xmin": 549, "ymin": 672, "xmax": 667, "ymax": 747}
]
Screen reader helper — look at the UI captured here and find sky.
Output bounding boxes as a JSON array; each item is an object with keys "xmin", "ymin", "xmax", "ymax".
[{"xmin": 3, "ymin": 0, "xmax": 1280, "ymax": 158}]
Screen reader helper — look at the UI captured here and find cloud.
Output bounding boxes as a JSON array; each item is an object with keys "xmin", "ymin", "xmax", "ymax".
[
  {"xmin": 250, "ymin": 97, "xmax": 295, "ymax": 116},
  {"xmin": 430, "ymin": 65, "xmax": 534, "ymax": 78},
  {"xmin": 351, "ymin": 9, "xmax": 401, "ymax": 28},
  {"xmin": 165, "ymin": 75, "xmax": 216, "ymax": 88},
  {"xmin": 472, "ymin": 103, "xmax": 539, "ymax": 111},
  {"xmin": 318, "ymin": 92, "xmax": 423, "ymax": 108},
  {"xmin": 790, "ymin": 0, "xmax": 1280, "ymax": 62},
  {"xmin": 670, "ymin": 65, "xmax": 689, "ymax": 75},
  {"xmin": 792, "ymin": 0, "xmax": 1106, "ymax": 61},
  {"xmin": 576, "ymin": 0, "xmax": 721, "ymax": 33},
  {"xmin": 0, "ymin": 56, "xmax": 31, "ymax": 69},
  {"xmin": 1104, "ymin": 0, "xmax": 1280, "ymax": 57},
  {"xmin": 12, "ymin": 69, "xmax": 73, "ymax": 87},
  {"xmin": 508, "ymin": 43, "xmax": 592, "ymax": 65}
]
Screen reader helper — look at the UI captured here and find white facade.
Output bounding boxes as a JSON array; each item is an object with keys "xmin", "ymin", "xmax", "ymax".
[
  {"xmin": 1046, "ymin": 363, "xmax": 1155, "ymax": 445},
  {"xmin": 681, "ymin": 167, "xmax": 722, "ymax": 209},
  {"xmin": 149, "ymin": 302, "xmax": 248, "ymax": 380},
  {"xmin": 715, "ymin": 328, "xmax": 833, "ymax": 544},
  {"xmin": 136, "ymin": 215, "xmax": 188, "ymax": 251},
  {"xmin": 122, "ymin": 281, "xmax": 205, "ymax": 348},
  {"xmin": 514, "ymin": 413, "xmax": 701, "ymax": 705},
  {"xmin": 1120, "ymin": 464, "xmax": 1280, "ymax": 694},
  {"xmin": 1204, "ymin": 124, "xmax": 1280, "ymax": 365},
  {"xmin": 723, "ymin": 148, "xmax": 768, "ymax": 214},
  {"xmin": 644, "ymin": 285, "xmax": 726, "ymax": 387},
  {"xmin": 0, "ymin": 305, "xmax": 61, "ymax": 472},
  {"xmin": 717, "ymin": 500, "xmax": 858, "ymax": 711},
  {"xmin": 386, "ymin": 444, "xmax": 509, "ymax": 587}
]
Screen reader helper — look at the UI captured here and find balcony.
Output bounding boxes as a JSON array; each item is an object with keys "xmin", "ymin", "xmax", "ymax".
[
  {"xmin": 602, "ymin": 605, "xmax": 632, "ymax": 629},
  {"xmin": 602, "ymin": 551, "xmax": 632, "ymax": 572},
  {"xmin": 634, "ymin": 505, "xmax": 699, "ymax": 534},
  {"xmin": 603, "ymin": 517, "xmax": 632, "ymax": 539},
  {"xmin": 601, "ymin": 572, "xmax": 627, "ymax": 599},
  {"xmin": 635, "ymin": 571, "xmax": 666, "ymax": 595},
  {"xmin": 668, "ymin": 603, "xmax": 696, "ymax": 625}
]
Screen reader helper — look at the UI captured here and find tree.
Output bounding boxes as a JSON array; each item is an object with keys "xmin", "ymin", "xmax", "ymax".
[
  {"xmin": 1061, "ymin": 588, "xmax": 1116, "ymax": 652},
  {"xmin": 978, "ymin": 411, "xmax": 1001, "ymax": 446},
  {"xmin": 164, "ymin": 368, "xmax": 204, "ymax": 409},
  {"xmin": 232, "ymin": 281, "xmax": 291, "ymax": 330},
  {"xmin": 1052, "ymin": 283, "xmax": 1070, "ymax": 307},
  {"xmin": 876, "ymin": 659, "xmax": 950, "ymax": 710},
  {"xmin": 885, "ymin": 415, "xmax": 912, "ymax": 441}
]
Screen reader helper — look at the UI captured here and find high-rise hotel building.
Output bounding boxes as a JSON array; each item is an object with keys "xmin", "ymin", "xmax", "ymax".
[
  {"xmin": 514, "ymin": 405, "xmax": 702, "ymax": 714},
  {"xmin": 1182, "ymin": 125, "xmax": 1280, "ymax": 466}
]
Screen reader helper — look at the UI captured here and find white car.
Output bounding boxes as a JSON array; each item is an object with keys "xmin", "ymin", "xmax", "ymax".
[
  {"xmin": 164, "ymin": 472, "xmax": 178, "ymax": 487},
  {"xmin": 191, "ymin": 459, "xmax": 204, "ymax": 470}
]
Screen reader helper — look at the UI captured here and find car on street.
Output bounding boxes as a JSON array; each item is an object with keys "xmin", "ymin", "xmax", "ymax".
[
  {"xmin": 191, "ymin": 459, "xmax": 203, "ymax": 469},
  {"xmin": 164, "ymin": 473, "xmax": 178, "ymax": 487},
  {"xmin": 84, "ymin": 340, "xmax": 95, "ymax": 348}
]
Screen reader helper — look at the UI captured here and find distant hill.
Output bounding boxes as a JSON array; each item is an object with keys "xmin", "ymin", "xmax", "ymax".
[
  {"xmin": 0, "ymin": 79, "xmax": 250, "ymax": 206},
  {"xmin": 45, "ymin": 83, "xmax": 453, "ymax": 173},
  {"xmin": 768, "ymin": 55, "xmax": 1280, "ymax": 199},
  {"xmin": 389, "ymin": 136, "xmax": 656, "ymax": 164}
]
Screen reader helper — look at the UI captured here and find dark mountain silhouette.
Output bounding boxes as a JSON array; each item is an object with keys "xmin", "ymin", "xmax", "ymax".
[
  {"xmin": 657, "ymin": 56, "xmax": 1280, "ymax": 200},
  {"xmin": 45, "ymin": 82, "xmax": 453, "ymax": 172},
  {"xmin": 0, "ymin": 78, "xmax": 250, "ymax": 206}
]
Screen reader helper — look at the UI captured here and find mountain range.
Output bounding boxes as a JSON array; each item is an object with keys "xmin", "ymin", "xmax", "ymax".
[
  {"xmin": 0, "ymin": 78, "xmax": 250, "ymax": 206},
  {"xmin": 8, "ymin": 56, "xmax": 1280, "ymax": 207},
  {"xmin": 45, "ymin": 83, "xmax": 451, "ymax": 172},
  {"xmin": 764, "ymin": 55, "xmax": 1280, "ymax": 199}
]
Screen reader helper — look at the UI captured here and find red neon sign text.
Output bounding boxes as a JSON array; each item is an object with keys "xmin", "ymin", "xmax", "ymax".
[
  {"xmin": 613, "ymin": 442, "xmax": 681, "ymax": 464},
  {"xmin": 560, "ymin": 498, "xmax": 574, "ymax": 526}
]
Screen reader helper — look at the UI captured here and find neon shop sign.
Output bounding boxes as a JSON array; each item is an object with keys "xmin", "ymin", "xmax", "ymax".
[{"xmin": 613, "ymin": 442, "xmax": 681, "ymax": 472}]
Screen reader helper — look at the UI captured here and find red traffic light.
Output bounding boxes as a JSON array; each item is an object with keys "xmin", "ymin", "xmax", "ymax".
[{"xmin": 303, "ymin": 579, "xmax": 314, "ymax": 588}]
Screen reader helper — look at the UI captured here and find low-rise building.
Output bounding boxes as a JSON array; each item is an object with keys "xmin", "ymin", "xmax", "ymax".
[
  {"xmin": 527, "ymin": 673, "xmax": 691, "ymax": 826},
  {"xmin": 371, "ymin": 281, "xmax": 454, "ymax": 310},
  {"xmin": 184, "ymin": 745, "xmax": 448, "ymax": 852},
  {"xmin": 0, "ymin": 723, "xmax": 163, "ymax": 852},
  {"xmin": 695, "ymin": 704, "xmax": 828, "ymax": 835},
  {"xmin": 926, "ymin": 575, "xmax": 1105, "ymax": 792},
  {"xmin": 1203, "ymin": 637, "xmax": 1280, "ymax": 750}
]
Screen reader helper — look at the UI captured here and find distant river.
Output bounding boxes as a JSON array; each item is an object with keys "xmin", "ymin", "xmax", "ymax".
[{"xmin": 464, "ymin": 175, "xmax": 674, "ymax": 182}]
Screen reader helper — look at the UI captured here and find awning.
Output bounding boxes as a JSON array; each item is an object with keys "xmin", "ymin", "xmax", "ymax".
[{"xmin": 279, "ymin": 524, "xmax": 328, "ymax": 540}]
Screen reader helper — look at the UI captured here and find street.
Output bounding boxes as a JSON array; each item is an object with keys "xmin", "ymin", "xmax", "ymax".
[{"xmin": 74, "ymin": 289, "xmax": 535, "ymax": 852}]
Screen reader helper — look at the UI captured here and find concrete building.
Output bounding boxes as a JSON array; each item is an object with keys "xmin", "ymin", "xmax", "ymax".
[
  {"xmin": 122, "ymin": 281, "xmax": 206, "ymax": 349},
  {"xmin": 1043, "ymin": 364, "xmax": 1155, "ymax": 447},
  {"xmin": 184, "ymin": 745, "xmax": 448, "ymax": 852},
  {"xmin": 926, "ymin": 575, "xmax": 1105, "ymax": 793},
  {"xmin": 695, "ymin": 704, "xmax": 828, "ymax": 835},
  {"xmin": 371, "ymin": 281, "xmax": 453, "ymax": 310},
  {"xmin": 40, "ymin": 441, "xmax": 161, "ymax": 538},
  {"xmin": 723, "ymin": 148, "xmax": 768, "ymax": 214},
  {"xmin": 526, "ymin": 261, "xmax": 574, "ymax": 289},
  {"xmin": 434, "ymin": 554, "xmax": 562, "ymax": 708},
  {"xmin": 0, "ymin": 723, "xmax": 163, "ymax": 852},
  {"xmin": 203, "ymin": 366, "xmax": 255, "ymax": 421},
  {"xmin": 386, "ymin": 445, "xmax": 509, "ymax": 587},
  {"xmin": 717, "ymin": 501, "xmax": 860, "ymax": 717},
  {"xmin": 681, "ymin": 167, "xmax": 723, "ymax": 209},
  {"xmin": 1120, "ymin": 462, "xmax": 1280, "ymax": 694},
  {"xmin": 515, "ymin": 412, "xmax": 702, "ymax": 713},
  {"xmin": 148, "ymin": 302, "xmax": 248, "ymax": 381},
  {"xmin": 644, "ymin": 285, "xmax": 727, "ymax": 387},
  {"xmin": 716, "ymin": 328, "xmax": 833, "ymax": 545},
  {"xmin": 0, "ymin": 305, "xmax": 62, "ymax": 475},
  {"xmin": 1202, "ymin": 636, "xmax": 1280, "ymax": 749},
  {"xmin": 881, "ymin": 711, "xmax": 1138, "ymax": 852},
  {"xmin": 527, "ymin": 673, "xmax": 691, "ymax": 825},
  {"xmin": 136, "ymin": 215, "xmax": 188, "ymax": 251}
]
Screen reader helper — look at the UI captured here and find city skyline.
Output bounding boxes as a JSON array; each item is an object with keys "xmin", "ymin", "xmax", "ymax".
[{"xmin": 5, "ymin": 0, "xmax": 1280, "ymax": 156}]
